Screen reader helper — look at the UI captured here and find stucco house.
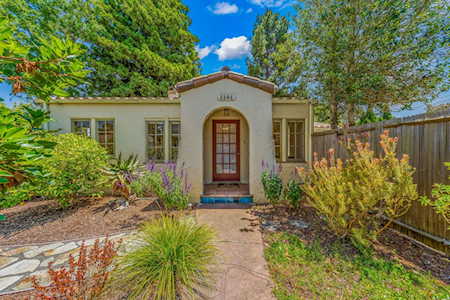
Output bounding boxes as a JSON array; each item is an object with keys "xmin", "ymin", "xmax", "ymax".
[{"xmin": 47, "ymin": 69, "xmax": 313, "ymax": 203}]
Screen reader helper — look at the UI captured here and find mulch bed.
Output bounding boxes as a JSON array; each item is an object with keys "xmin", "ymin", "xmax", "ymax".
[
  {"xmin": 250, "ymin": 204, "xmax": 450, "ymax": 285},
  {"xmin": 0, "ymin": 197, "xmax": 166, "ymax": 246}
]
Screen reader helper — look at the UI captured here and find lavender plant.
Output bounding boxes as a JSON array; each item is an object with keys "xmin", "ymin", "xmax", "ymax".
[
  {"xmin": 129, "ymin": 161, "xmax": 191, "ymax": 210},
  {"xmin": 261, "ymin": 161, "xmax": 283, "ymax": 205}
]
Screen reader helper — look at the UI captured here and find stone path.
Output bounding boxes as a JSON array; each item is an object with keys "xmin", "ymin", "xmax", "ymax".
[
  {"xmin": 196, "ymin": 208, "xmax": 275, "ymax": 300},
  {"xmin": 0, "ymin": 232, "xmax": 132, "ymax": 295}
]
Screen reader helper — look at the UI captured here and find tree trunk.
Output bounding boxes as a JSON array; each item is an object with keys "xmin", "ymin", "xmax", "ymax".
[
  {"xmin": 347, "ymin": 103, "xmax": 357, "ymax": 127},
  {"xmin": 330, "ymin": 97, "xmax": 338, "ymax": 129}
]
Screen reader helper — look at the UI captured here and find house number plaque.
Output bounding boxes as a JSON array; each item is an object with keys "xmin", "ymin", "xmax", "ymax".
[{"xmin": 217, "ymin": 93, "xmax": 237, "ymax": 102}]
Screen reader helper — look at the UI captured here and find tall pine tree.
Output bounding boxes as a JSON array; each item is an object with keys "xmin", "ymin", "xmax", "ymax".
[
  {"xmin": 247, "ymin": 10, "xmax": 290, "ymax": 94},
  {"xmin": 2, "ymin": 0, "xmax": 200, "ymax": 97}
]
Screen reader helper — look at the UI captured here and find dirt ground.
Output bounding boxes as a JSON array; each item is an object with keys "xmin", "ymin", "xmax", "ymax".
[
  {"xmin": 0, "ymin": 197, "xmax": 165, "ymax": 246},
  {"xmin": 250, "ymin": 204, "xmax": 450, "ymax": 285}
]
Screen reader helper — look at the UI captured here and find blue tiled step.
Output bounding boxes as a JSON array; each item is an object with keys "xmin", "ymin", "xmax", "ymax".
[{"xmin": 200, "ymin": 195, "xmax": 253, "ymax": 204}]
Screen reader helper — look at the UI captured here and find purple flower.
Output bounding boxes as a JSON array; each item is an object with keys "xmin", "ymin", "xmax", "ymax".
[{"xmin": 146, "ymin": 161, "xmax": 156, "ymax": 172}]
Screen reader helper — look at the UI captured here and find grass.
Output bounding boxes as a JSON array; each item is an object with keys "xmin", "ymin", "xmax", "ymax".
[
  {"xmin": 106, "ymin": 216, "xmax": 217, "ymax": 300},
  {"xmin": 264, "ymin": 233, "xmax": 449, "ymax": 300}
]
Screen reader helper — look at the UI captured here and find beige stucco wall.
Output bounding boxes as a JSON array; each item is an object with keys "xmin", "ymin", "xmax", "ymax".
[
  {"xmin": 179, "ymin": 79, "xmax": 276, "ymax": 202},
  {"xmin": 47, "ymin": 84, "xmax": 313, "ymax": 204},
  {"xmin": 203, "ymin": 109, "xmax": 249, "ymax": 184},
  {"xmin": 47, "ymin": 103, "xmax": 180, "ymax": 162}
]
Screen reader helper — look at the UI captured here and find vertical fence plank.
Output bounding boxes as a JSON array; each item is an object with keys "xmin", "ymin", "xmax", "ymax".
[{"xmin": 312, "ymin": 109, "xmax": 450, "ymax": 253}]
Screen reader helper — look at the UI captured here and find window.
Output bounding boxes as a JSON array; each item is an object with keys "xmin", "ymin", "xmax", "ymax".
[
  {"xmin": 147, "ymin": 121, "xmax": 165, "ymax": 162},
  {"xmin": 96, "ymin": 120, "xmax": 115, "ymax": 154},
  {"xmin": 169, "ymin": 121, "xmax": 180, "ymax": 161},
  {"xmin": 71, "ymin": 119, "xmax": 91, "ymax": 136},
  {"xmin": 287, "ymin": 120, "xmax": 305, "ymax": 161},
  {"xmin": 272, "ymin": 120, "xmax": 281, "ymax": 160}
]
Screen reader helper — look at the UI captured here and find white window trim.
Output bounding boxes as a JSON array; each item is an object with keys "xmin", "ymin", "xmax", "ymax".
[{"xmin": 145, "ymin": 118, "xmax": 180, "ymax": 163}]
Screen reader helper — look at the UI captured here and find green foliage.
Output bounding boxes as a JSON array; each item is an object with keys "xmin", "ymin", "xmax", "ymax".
[
  {"xmin": 2, "ymin": 0, "xmax": 199, "ymax": 97},
  {"xmin": 0, "ymin": 17, "xmax": 88, "ymax": 101},
  {"xmin": 105, "ymin": 153, "xmax": 140, "ymax": 199},
  {"xmin": 261, "ymin": 164, "xmax": 283, "ymax": 205},
  {"xmin": 420, "ymin": 162, "xmax": 450, "ymax": 227},
  {"xmin": 0, "ymin": 182, "xmax": 33, "ymax": 208},
  {"xmin": 298, "ymin": 131, "xmax": 418, "ymax": 240},
  {"xmin": 36, "ymin": 133, "xmax": 109, "ymax": 207},
  {"xmin": 284, "ymin": 179, "xmax": 303, "ymax": 209},
  {"xmin": 265, "ymin": 233, "xmax": 449, "ymax": 300},
  {"xmin": 129, "ymin": 163, "xmax": 190, "ymax": 210},
  {"xmin": 286, "ymin": 0, "xmax": 448, "ymax": 127},
  {"xmin": 0, "ymin": 103, "xmax": 55, "ymax": 188},
  {"xmin": 107, "ymin": 216, "xmax": 217, "ymax": 300},
  {"xmin": 247, "ymin": 10, "xmax": 290, "ymax": 95}
]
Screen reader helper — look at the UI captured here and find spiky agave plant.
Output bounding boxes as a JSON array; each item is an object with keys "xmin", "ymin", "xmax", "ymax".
[
  {"xmin": 106, "ymin": 153, "xmax": 140, "ymax": 199},
  {"xmin": 107, "ymin": 216, "xmax": 217, "ymax": 300}
]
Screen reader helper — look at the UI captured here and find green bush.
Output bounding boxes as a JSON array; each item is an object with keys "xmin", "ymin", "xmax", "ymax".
[
  {"xmin": 284, "ymin": 179, "xmax": 303, "ymax": 209},
  {"xmin": 261, "ymin": 162, "xmax": 283, "ymax": 205},
  {"xmin": 420, "ymin": 162, "xmax": 450, "ymax": 228},
  {"xmin": 107, "ymin": 216, "xmax": 217, "ymax": 300},
  {"xmin": 0, "ymin": 182, "xmax": 34, "ymax": 209},
  {"xmin": 37, "ymin": 133, "xmax": 110, "ymax": 207},
  {"xmin": 298, "ymin": 131, "xmax": 418, "ymax": 241}
]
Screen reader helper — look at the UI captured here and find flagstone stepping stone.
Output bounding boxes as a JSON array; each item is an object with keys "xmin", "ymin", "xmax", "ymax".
[
  {"xmin": 23, "ymin": 242, "xmax": 64, "ymax": 258},
  {"xmin": 0, "ymin": 259, "xmax": 40, "ymax": 277},
  {"xmin": 0, "ymin": 257, "xmax": 18, "ymax": 269},
  {"xmin": 13, "ymin": 269, "xmax": 50, "ymax": 291},
  {"xmin": 39, "ymin": 257, "xmax": 55, "ymax": 268},
  {"xmin": 0, "ymin": 246, "xmax": 37, "ymax": 257},
  {"xmin": 0, "ymin": 276, "xmax": 23, "ymax": 291},
  {"xmin": 44, "ymin": 242, "xmax": 78, "ymax": 256}
]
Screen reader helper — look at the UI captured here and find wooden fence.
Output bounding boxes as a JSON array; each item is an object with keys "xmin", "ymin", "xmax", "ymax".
[{"xmin": 312, "ymin": 108, "xmax": 450, "ymax": 254}]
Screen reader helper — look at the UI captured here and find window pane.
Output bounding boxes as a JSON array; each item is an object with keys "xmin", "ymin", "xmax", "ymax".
[
  {"xmin": 169, "ymin": 121, "xmax": 180, "ymax": 162},
  {"xmin": 72, "ymin": 120, "xmax": 91, "ymax": 137},
  {"xmin": 147, "ymin": 121, "xmax": 165, "ymax": 161},
  {"xmin": 287, "ymin": 120, "xmax": 304, "ymax": 161},
  {"xmin": 96, "ymin": 120, "xmax": 114, "ymax": 154},
  {"xmin": 272, "ymin": 120, "xmax": 281, "ymax": 160}
]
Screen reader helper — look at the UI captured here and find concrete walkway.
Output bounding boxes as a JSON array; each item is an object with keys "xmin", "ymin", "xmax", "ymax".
[{"xmin": 197, "ymin": 208, "xmax": 275, "ymax": 300}]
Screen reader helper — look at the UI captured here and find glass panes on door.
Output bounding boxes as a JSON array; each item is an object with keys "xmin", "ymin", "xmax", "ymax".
[
  {"xmin": 287, "ymin": 120, "xmax": 305, "ymax": 161},
  {"xmin": 214, "ymin": 121, "xmax": 239, "ymax": 180}
]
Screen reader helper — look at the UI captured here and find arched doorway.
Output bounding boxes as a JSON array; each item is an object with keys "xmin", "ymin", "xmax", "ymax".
[{"xmin": 202, "ymin": 107, "xmax": 250, "ymax": 197}]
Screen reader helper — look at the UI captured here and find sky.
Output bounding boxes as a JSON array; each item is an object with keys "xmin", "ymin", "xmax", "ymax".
[{"xmin": 1, "ymin": 0, "xmax": 448, "ymax": 116}]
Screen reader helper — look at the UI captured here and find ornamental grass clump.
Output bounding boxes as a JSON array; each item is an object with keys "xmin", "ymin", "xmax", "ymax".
[
  {"xmin": 298, "ymin": 131, "xmax": 417, "ymax": 243},
  {"xmin": 107, "ymin": 216, "xmax": 217, "ymax": 300}
]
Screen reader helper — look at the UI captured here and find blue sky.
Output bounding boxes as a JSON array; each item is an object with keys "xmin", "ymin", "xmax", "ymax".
[{"xmin": 1, "ymin": 0, "xmax": 448, "ymax": 116}]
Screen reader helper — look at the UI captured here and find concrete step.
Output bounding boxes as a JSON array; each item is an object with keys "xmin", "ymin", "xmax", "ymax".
[{"xmin": 200, "ymin": 195, "xmax": 253, "ymax": 204}]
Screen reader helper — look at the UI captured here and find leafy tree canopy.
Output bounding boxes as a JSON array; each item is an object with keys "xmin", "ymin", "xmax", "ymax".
[
  {"xmin": 282, "ymin": 0, "xmax": 449, "ymax": 127},
  {"xmin": 1, "ymin": 0, "xmax": 200, "ymax": 97}
]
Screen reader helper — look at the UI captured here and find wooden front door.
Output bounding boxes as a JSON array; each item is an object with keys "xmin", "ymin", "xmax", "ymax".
[{"xmin": 213, "ymin": 120, "xmax": 240, "ymax": 181}]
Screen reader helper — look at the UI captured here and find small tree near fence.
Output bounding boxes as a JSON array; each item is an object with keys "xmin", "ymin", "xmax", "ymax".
[{"xmin": 298, "ymin": 131, "xmax": 418, "ymax": 244}]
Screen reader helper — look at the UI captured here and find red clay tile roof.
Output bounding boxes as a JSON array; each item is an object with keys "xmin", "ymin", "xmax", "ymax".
[{"xmin": 174, "ymin": 71, "xmax": 277, "ymax": 94}]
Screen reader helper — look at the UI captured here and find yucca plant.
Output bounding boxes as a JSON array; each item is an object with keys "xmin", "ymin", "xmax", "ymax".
[
  {"xmin": 107, "ymin": 216, "xmax": 217, "ymax": 300},
  {"xmin": 106, "ymin": 153, "xmax": 140, "ymax": 199}
]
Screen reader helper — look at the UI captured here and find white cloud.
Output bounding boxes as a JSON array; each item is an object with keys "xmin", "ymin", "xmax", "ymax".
[
  {"xmin": 249, "ymin": 0, "xmax": 290, "ymax": 7},
  {"xmin": 208, "ymin": 2, "xmax": 239, "ymax": 15},
  {"xmin": 195, "ymin": 45, "xmax": 216, "ymax": 59},
  {"xmin": 245, "ymin": 8, "xmax": 253, "ymax": 13},
  {"xmin": 215, "ymin": 36, "xmax": 251, "ymax": 61}
]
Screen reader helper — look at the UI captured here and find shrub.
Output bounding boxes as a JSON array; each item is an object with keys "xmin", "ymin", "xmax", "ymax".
[
  {"xmin": 298, "ymin": 131, "xmax": 418, "ymax": 241},
  {"xmin": 105, "ymin": 153, "xmax": 140, "ymax": 199},
  {"xmin": 420, "ymin": 162, "xmax": 450, "ymax": 227},
  {"xmin": 107, "ymin": 216, "xmax": 217, "ymax": 300},
  {"xmin": 129, "ymin": 162, "xmax": 191, "ymax": 210},
  {"xmin": 261, "ymin": 161, "xmax": 283, "ymax": 205},
  {"xmin": 284, "ymin": 179, "xmax": 303, "ymax": 209},
  {"xmin": 0, "ymin": 183, "xmax": 32, "ymax": 209},
  {"xmin": 37, "ymin": 133, "xmax": 110, "ymax": 207},
  {"xmin": 31, "ymin": 238, "xmax": 119, "ymax": 300}
]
